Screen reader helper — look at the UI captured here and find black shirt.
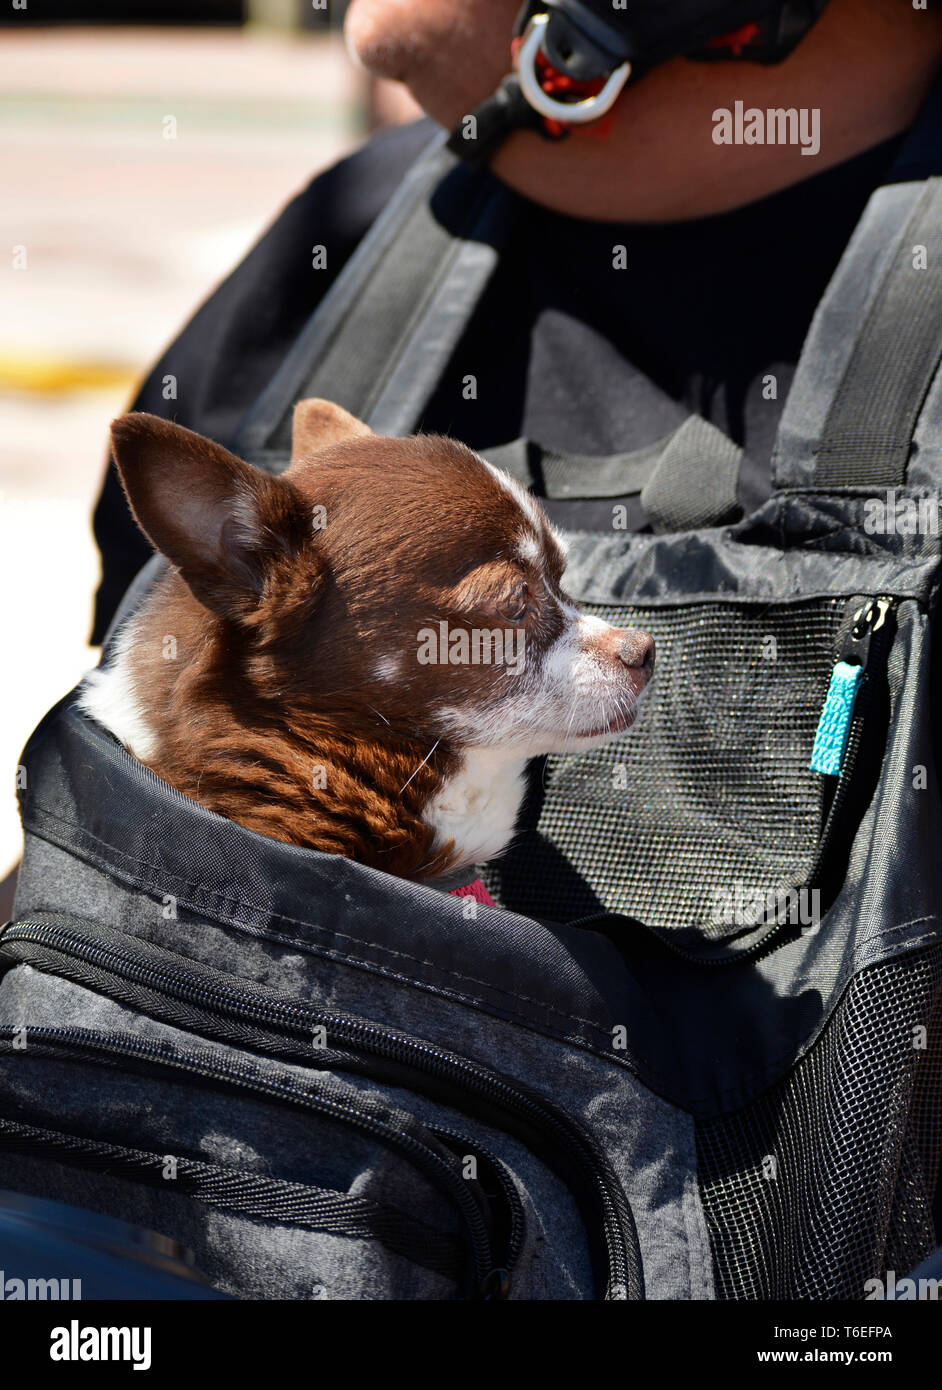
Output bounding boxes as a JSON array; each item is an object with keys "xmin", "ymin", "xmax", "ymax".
[{"xmin": 90, "ymin": 117, "xmax": 915, "ymax": 643}]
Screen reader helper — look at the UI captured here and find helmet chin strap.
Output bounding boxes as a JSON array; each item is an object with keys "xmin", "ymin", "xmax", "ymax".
[
  {"xmin": 444, "ymin": 69, "xmax": 547, "ymax": 172},
  {"xmin": 445, "ymin": 14, "xmax": 624, "ymax": 171},
  {"xmin": 446, "ymin": 0, "xmax": 832, "ymax": 170},
  {"xmin": 514, "ymin": 15, "xmax": 631, "ymax": 128}
]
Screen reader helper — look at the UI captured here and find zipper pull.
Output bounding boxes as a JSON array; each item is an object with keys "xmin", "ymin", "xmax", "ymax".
[
  {"xmin": 810, "ymin": 662, "xmax": 863, "ymax": 776},
  {"xmin": 478, "ymin": 1266, "xmax": 511, "ymax": 1300},
  {"xmin": 848, "ymin": 595, "xmax": 892, "ymax": 650},
  {"xmin": 809, "ymin": 596, "xmax": 893, "ymax": 778}
]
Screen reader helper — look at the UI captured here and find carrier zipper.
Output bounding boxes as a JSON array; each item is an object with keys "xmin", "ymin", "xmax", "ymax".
[
  {"xmin": 3, "ymin": 928, "xmax": 522, "ymax": 1281},
  {"xmin": 0, "ymin": 1018, "xmax": 503, "ymax": 1299},
  {"xmin": 778, "ymin": 593, "xmax": 896, "ymax": 912},
  {"xmin": 0, "ymin": 917, "xmax": 640, "ymax": 1299}
]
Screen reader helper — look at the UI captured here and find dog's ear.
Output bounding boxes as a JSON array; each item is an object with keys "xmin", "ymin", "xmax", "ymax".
[
  {"xmin": 110, "ymin": 413, "xmax": 317, "ymax": 620},
  {"xmin": 290, "ymin": 398, "xmax": 373, "ymax": 462}
]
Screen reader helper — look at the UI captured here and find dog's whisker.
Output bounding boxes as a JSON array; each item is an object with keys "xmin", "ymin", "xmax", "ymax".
[{"xmin": 399, "ymin": 739, "xmax": 441, "ymax": 796}]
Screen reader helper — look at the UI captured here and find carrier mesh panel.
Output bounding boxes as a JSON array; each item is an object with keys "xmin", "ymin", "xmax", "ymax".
[
  {"xmin": 483, "ymin": 597, "xmax": 847, "ymax": 933},
  {"xmin": 697, "ymin": 947, "xmax": 942, "ymax": 1299}
]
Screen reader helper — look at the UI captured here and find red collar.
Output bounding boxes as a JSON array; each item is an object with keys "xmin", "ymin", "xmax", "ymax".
[{"xmin": 449, "ymin": 878, "xmax": 496, "ymax": 908}]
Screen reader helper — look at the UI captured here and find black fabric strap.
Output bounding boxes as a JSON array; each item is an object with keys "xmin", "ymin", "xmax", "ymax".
[
  {"xmin": 445, "ymin": 74, "xmax": 549, "ymax": 171},
  {"xmin": 484, "ymin": 418, "xmax": 743, "ymax": 531},
  {"xmin": 483, "ymin": 432, "xmax": 674, "ymax": 497},
  {"xmin": 640, "ymin": 416, "xmax": 744, "ymax": 531},
  {"xmin": 0, "ymin": 1115, "xmax": 464, "ymax": 1281},
  {"xmin": 230, "ymin": 132, "xmax": 516, "ymax": 471},
  {"xmin": 815, "ymin": 178, "xmax": 942, "ymax": 490}
]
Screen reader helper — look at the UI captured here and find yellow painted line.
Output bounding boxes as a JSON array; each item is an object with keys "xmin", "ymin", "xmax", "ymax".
[{"xmin": 0, "ymin": 355, "xmax": 138, "ymax": 395}]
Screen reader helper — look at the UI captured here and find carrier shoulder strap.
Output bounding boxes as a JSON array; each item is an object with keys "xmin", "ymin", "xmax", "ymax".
[
  {"xmin": 773, "ymin": 175, "xmax": 942, "ymax": 493},
  {"xmin": 230, "ymin": 131, "xmax": 517, "ymax": 471},
  {"xmin": 229, "ymin": 127, "xmax": 744, "ymax": 529}
]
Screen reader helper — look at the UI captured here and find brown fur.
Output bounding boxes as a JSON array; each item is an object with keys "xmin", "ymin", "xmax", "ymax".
[
  {"xmin": 102, "ymin": 401, "xmax": 651, "ymax": 880},
  {"xmin": 107, "ymin": 404, "xmax": 563, "ymax": 878},
  {"xmin": 124, "ymin": 568, "xmax": 464, "ymax": 878}
]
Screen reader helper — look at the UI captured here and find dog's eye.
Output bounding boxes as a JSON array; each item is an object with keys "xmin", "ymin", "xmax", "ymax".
[{"xmin": 496, "ymin": 582, "xmax": 530, "ymax": 623}]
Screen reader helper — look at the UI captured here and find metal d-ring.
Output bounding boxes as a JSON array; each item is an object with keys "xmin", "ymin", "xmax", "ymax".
[{"xmin": 516, "ymin": 13, "xmax": 631, "ymax": 124}]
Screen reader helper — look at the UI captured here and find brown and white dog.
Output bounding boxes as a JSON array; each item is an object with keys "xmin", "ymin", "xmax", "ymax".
[{"xmin": 80, "ymin": 400, "xmax": 654, "ymax": 884}]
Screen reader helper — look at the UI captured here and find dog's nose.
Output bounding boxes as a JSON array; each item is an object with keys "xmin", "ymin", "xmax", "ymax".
[{"xmin": 618, "ymin": 629, "xmax": 655, "ymax": 675}]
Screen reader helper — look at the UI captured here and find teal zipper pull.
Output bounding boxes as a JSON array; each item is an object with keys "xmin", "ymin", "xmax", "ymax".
[
  {"xmin": 810, "ymin": 661, "xmax": 864, "ymax": 776},
  {"xmin": 810, "ymin": 596, "xmax": 892, "ymax": 777}
]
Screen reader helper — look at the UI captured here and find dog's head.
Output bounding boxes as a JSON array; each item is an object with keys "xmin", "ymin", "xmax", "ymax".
[{"xmin": 109, "ymin": 401, "xmax": 654, "ymax": 756}]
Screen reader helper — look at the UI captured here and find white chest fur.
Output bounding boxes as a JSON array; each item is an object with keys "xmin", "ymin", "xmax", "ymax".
[{"xmin": 424, "ymin": 747, "xmax": 528, "ymax": 870}]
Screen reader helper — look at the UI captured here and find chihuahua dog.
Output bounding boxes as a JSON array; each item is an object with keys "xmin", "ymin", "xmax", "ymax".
[{"xmin": 80, "ymin": 400, "xmax": 654, "ymax": 883}]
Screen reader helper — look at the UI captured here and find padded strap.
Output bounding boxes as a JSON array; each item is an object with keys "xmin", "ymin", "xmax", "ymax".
[
  {"xmin": 815, "ymin": 179, "xmax": 942, "ymax": 490},
  {"xmin": 774, "ymin": 176, "xmax": 942, "ymax": 492},
  {"xmin": 229, "ymin": 131, "xmax": 516, "ymax": 472}
]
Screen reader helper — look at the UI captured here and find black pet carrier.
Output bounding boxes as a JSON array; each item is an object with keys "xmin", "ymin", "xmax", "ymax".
[{"xmin": 3, "ymin": 95, "xmax": 942, "ymax": 1299}]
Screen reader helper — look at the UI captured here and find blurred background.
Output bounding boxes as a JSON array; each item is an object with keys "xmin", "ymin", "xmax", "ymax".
[{"xmin": 0, "ymin": 2, "xmax": 420, "ymax": 909}]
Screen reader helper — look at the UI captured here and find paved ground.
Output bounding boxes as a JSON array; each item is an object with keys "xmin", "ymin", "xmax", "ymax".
[{"xmin": 0, "ymin": 25, "xmax": 411, "ymax": 879}]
